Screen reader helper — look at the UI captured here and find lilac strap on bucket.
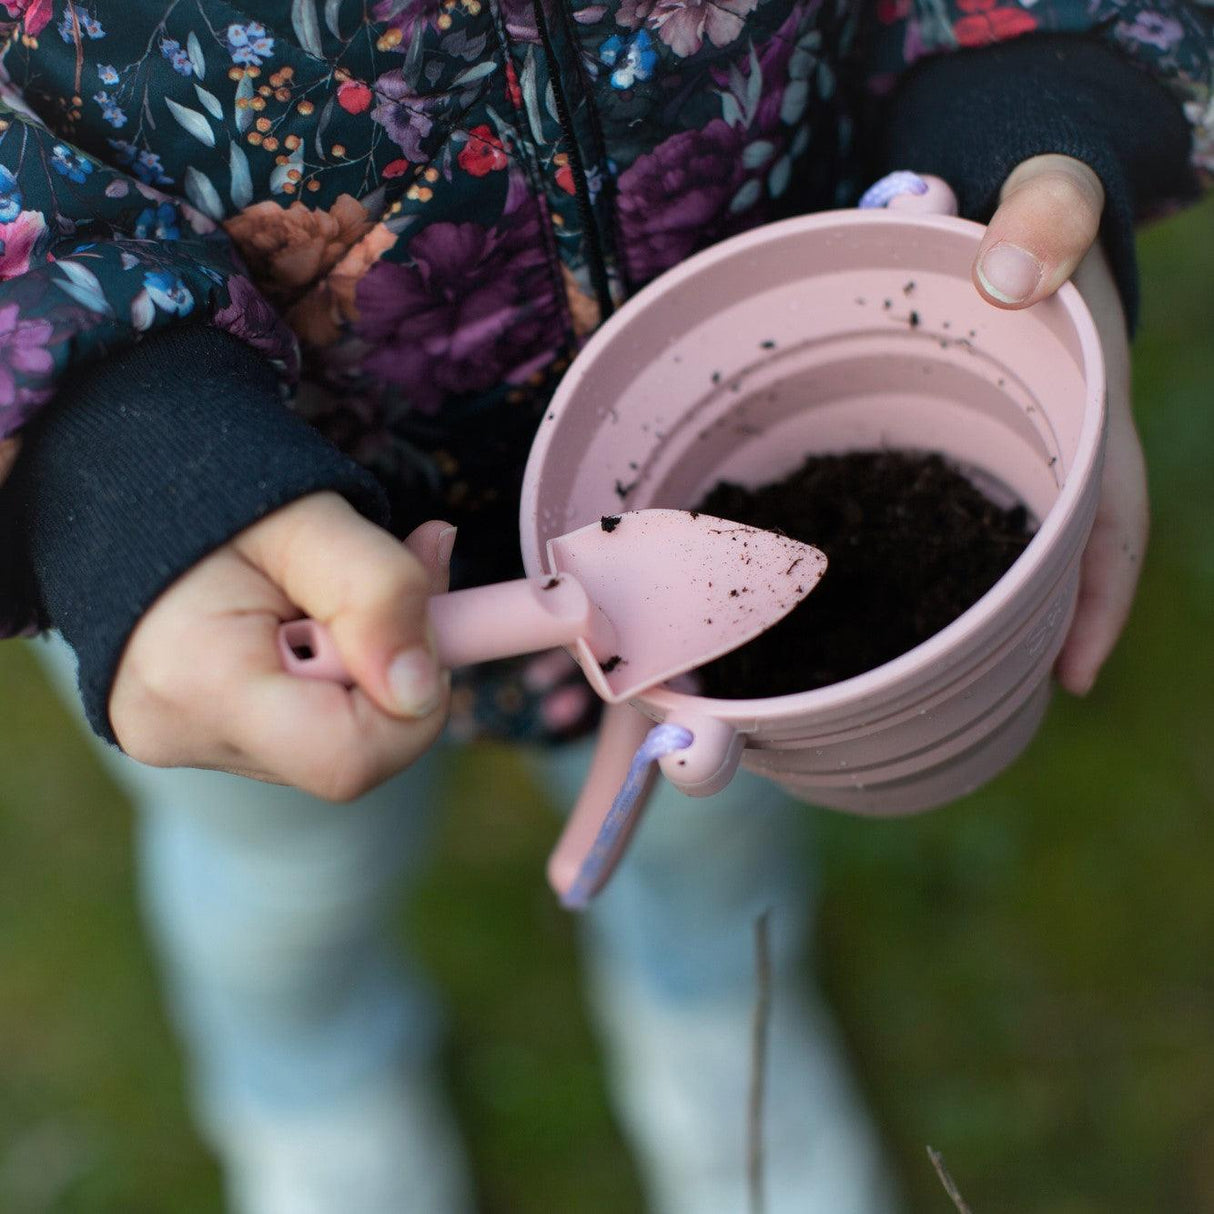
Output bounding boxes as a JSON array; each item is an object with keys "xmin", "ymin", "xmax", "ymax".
[
  {"xmin": 561, "ymin": 723, "xmax": 694, "ymax": 910},
  {"xmin": 858, "ymin": 170, "xmax": 929, "ymax": 209}
]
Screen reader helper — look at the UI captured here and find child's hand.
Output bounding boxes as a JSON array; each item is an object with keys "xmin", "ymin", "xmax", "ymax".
[
  {"xmin": 109, "ymin": 493, "xmax": 455, "ymax": 799},
  {"xmin": 973, "ymin": 154, "xmax": 1146, "ymax": 695}
]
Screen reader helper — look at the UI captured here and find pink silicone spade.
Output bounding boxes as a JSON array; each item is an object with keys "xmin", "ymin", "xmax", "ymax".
[{"xmin": 278, "ymin": 509, "xmax": 825, "ymax": 702}]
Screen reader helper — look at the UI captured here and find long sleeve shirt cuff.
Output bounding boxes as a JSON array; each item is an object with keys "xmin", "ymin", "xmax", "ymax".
[
  {"xmin": 6, "ymin": 325, "xmax": 389, "ymax": 742},
  {"xmin": 877, "ymin": 33, "xmax": 1200, "ymax": 331}
]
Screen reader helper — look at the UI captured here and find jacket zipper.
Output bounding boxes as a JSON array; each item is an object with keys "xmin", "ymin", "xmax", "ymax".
[{"xmin": 530, "ymin": 0, "xmax": 615, "ymax": 323}]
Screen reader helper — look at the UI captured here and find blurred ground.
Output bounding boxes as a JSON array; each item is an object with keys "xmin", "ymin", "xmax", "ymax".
[{"xmin": 0, "ymin": 197, "xmax": 1210, "ymax": 1213}]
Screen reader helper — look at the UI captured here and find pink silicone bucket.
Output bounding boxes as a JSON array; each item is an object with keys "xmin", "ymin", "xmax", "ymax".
[{"xmin": 520, "ymin": 203, "xmax": 1106, "ymax": 814}]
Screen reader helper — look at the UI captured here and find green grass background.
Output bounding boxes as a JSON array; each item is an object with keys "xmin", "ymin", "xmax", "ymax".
[{"xmin": 0, "ymin": 198, "xmax": 1210, "ymax": 1212}]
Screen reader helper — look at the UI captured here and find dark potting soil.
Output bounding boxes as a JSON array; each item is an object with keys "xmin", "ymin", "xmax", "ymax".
[{"xmin": 693, "ymin": 450, "xmax": 1036, "ymax": 698}]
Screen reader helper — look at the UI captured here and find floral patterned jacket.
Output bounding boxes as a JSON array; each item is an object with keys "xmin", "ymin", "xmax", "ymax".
[{"xmin": 0, "ymin": 0, "xmax": 1208, "ymax": 741}]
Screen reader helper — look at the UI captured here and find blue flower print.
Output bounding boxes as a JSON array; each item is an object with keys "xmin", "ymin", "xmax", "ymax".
[
  {"xmin": 107, "ymin": 139, "xmax": 139, "ymax": 169},
  {"xmin": 0, "ymin": 166, "xmax": 23, "ymax": 223},
  {"xmin": 134, "ymin": 202, "xmax": 182, "ymax": 241},
  {"xmin": 57, "ymin": 5, "xmax": 104, "ymax": 42},
  {"xmin": 143, "ymin": 270, "xmax": 194, "ymax": 315},
  {"xmin": 107, "ymin": 140, "xmax": 174, "ymax": 186},
  {"xmin": 50, "ymin": 144, "xmax": 94, "ymax": 182},
  {"xmin": 92, "ymin": 91, "xmax": 127, "ymax": 128},
  {"xmin": 135, "ymin": 149, "xmax": 173, "ymax": 186},
  {"xmin": 226, "ymin": 22, "xmax": 274, "ymax": 67},
  {"xmin": 599, "ymin": 30, "xmax": 657, "ymax": 90},
  {"xmin": 583, "ymin": 162, "xmax": 605, "ymax": 205},
  {"xmin": 97, "ymin": 64, "xmax": 119, "ymax": 85},
  {"xmin": 160, "ymin": 37, "xmax": 193, "ymax": 77}
]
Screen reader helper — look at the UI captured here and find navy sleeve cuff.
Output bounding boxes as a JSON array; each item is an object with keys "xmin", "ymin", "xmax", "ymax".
[
  {"xmin": 878, "ymin": 34, "xmax": 1200, "ymax": 331},
  {"xmin": 7, "ymin": 325, "xmax": 389, "ymax": 743}
]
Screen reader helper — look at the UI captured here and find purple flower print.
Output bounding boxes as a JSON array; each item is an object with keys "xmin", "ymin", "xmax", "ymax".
[
  {"xmin": 0, "ymin": 303, "xmax": 54, "ymax": 426},
  {"xmin": 617, "ymin": 0, "xmax": 758, "ymax": 57},
  {"xmin": 369, "ymin": 70, "xmax": 440, "ymax": 161},
  {"xmin": 499, "ymin": 0, "xmax": 541, "ymax": 43},
  {"xmin": 616, "ymin": 118, "xmax": 746, "ymax": 283},
  {"xmin": 713, "ymin": 7, "xmax": 809, "ymax": 133},
  {"xmin": 213, "ymin": 275, "xmax": 299, "ymax": 371},
  {"xmin": 353, "ymin": 207, "xmax": 563, "ymax": 412},
  {"xmin": 1115, "ymin": 10, "xmax": 1184, "ymax": 51},
  {"xmin": 371, "ymin": 0, "xmax": 447, "ymax": 42}
]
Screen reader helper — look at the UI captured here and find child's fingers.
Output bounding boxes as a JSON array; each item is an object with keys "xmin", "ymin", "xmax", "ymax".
[
  {"xmin": 224, "ymin": 665, "xmax": 449, "ymax": 801},
  {"xmin": 114, "ymin": 576, "xmax": 448, "ymax": 795},
  {"xmin": 1054, "ymin": 394, "xmax": 1148, "ymax": 696},
  {"xmin": 189, "ymin": 621, "xmax": 448, "ymax": 798},
  {"xmin": 403, "ymin": 520, "xmax": 457, "ymax": 597},
  {"xmin": 1051, "ymin": 243, "xmax": 1146, "ymax": 695},
  {"xmin": 234, "ymin": 493, "xmax": 448, "ymax": 720},
  {"xmin": 974, "ymin": 154, "xmax": 1105, "ymax": 308}
]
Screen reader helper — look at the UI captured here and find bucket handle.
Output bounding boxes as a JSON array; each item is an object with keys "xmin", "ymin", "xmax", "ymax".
[
  {"xmin": 547, "ymin": 706, "xmax": 743, "ymax": 908},
  {"xmin": 859, "ymin": 171, "xmax": 958, "ymax": 217}
]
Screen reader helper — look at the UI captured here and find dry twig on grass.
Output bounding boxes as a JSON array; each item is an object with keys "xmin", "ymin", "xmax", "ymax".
[{"xmin": 927, "ymin": 1145, "xmax": 974, "ymax": 1213}]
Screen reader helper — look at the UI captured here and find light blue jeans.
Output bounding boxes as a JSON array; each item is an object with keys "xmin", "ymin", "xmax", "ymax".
[{"xmin": 36, "ymin": 636, "xmax": 896, "ymax": 1213}]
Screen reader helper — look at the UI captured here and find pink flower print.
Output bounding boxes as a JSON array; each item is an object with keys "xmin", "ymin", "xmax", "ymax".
[
  {"xmin": 618, "ymin": 0, "xmax": 758, "ymax": 58},
  {"xmin": 2, "ymin": 0, "xmax": 52, "ymax": 36},
  {"xmin": 616, "ymin": 0, "xmax": 657, "ymax": 32},
  {"xmin": 1115, "ymin": 10, "xmax": 1185, "ymax": 51},
  {"xmin": 0, "ymin": 303, "xmax": 54, "ymax": 424},
  {"xmin": 0, "ymin": 210, "xmax": 46, "ymax": 281}
]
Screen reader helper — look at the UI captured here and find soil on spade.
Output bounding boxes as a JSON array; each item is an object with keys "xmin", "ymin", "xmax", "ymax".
[{"xmin": 692, "ymin": 450, "xmax": 1036, "ymax": 699}]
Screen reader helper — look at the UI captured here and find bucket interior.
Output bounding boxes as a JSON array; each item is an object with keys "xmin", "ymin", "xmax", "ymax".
[{"xmin": 524, "ymin": 214, "xmax": 1097, "ymax": 562}]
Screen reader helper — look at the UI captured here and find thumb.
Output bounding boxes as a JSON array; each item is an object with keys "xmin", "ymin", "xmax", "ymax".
[
  {"xmin": 236, "ymin": 493, "xmax": 448, "ymax": 720},
  {"xmin": 974, "ymin": 154, "xmax": 1105, "ymax": 309},
  {"xmin": 403, "ymin": 519, "xmax": 457, "ymax": 596}
]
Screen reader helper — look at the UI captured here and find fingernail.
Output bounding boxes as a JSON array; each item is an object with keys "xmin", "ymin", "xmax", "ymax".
[
  {"xmin": 977, "ymin": 243, "xmax": 1042, "ymax": 304},
  {"xmin": 437, "ymin": 525, "xmax": 457, "ymax": 568},
  {"xmin": 389, "ymin": 645, "xmax": 441, "ymax": 717}
]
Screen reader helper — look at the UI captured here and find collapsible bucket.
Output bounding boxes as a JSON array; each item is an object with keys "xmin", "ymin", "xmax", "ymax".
[{"xmin": 521, "ymin": 188, "xmax": 1105, "ymax": 816}]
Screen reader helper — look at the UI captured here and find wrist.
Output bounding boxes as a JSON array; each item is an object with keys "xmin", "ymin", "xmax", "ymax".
[{"xmin": 9, "ymin": 326, "xmax": 388, "ymax": 743}]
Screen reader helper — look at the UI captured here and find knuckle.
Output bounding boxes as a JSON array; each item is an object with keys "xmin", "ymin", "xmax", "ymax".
[
  {"xmin": 113, "ymin": 720, "xmax": 178, "ymax": 768},
  {"xmin": 372, "ymin": 558, "xmax": 430, "ymax": 613},
  {"xmin": 129, "ymin": 652, "xmax": 184, "ymax": 706},
  {"xmin": 1030, "ymin": 171, "xmax": 1102, "ymax": 238}
]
